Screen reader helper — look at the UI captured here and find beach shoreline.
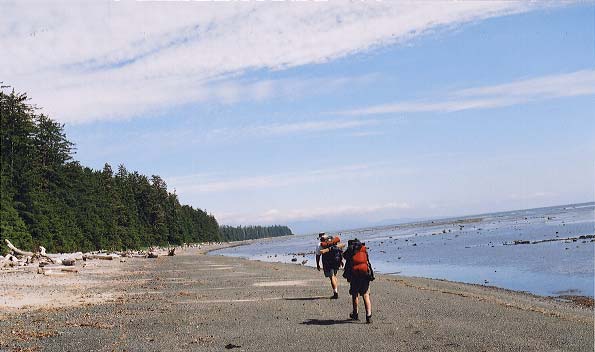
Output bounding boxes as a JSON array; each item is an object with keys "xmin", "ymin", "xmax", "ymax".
[
  {"xmin": 209, "ymin": 244, "xmax": 595, "ymax": 308},
  {"xmin": 1, "ymin": 246, "xmax": 593, "ymax": 351}
]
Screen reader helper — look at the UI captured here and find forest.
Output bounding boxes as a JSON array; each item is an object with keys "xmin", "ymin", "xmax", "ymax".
[
  {"xmin": 0, "ymin": 90, "xmax": 291, "ymax": 253},
  {"xmin": 219, "ymin": 225, "xmax": 292, "ymax": 241}
]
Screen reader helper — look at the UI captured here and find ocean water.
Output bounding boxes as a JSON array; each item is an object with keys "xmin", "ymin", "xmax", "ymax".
[{"xmin": 211, "ymin": 203, "xmax": 595, "ymax": 297}]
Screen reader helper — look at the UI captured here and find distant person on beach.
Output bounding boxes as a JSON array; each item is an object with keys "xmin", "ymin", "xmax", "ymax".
[
  {"xmin": 342, "ymin": 238, "xmax": 374, "ymax": 323},
  {"xmin": 316, "ymin": 233, "xmax": 343, "ymax": 299}
]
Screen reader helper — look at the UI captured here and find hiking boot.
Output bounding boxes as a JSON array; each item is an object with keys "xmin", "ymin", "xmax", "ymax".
[
  {"xmin": 331, "ymin": 292, "xmax": 339, "ymax": 299},
  {"xmin": 366, "ymin": 315, "xmax": 372, "ymax": 324},
  {"xmin": 349, "ymin": 312, "xmax": 359, "ymax": 320}
]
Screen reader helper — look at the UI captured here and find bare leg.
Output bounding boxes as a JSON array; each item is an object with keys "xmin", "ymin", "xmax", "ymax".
[
  {"xmin": 363, "ymin": 292, "xmax": 372, "ymax": 317},
  {"xmin": 352, "ymin": 294, "xmax": 359, "ymax": 313},
  {"xmin": 330, "ymin": 275, "xmax": 338, "ymax": 291}
]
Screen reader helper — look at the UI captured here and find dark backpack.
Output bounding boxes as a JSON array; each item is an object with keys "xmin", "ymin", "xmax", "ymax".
[{"xmin": 322, "ymin": 245, "xmax": 343, "ymax": 269}]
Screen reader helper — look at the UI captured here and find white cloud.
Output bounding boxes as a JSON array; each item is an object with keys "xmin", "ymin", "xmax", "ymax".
[
  {"xmin": 338, "ymin": 70, "xmax": 595, "ymax": 115},
  {"xmin": 0, "ymin": 1, "xmax": 552, "ymax": 123},
  {"xmin": 217, "ymin": 202, "xmax": 411, "ymax": 225},
  {"xmin": 167, "ymin": 163, "xmax": 382, "ymax": 194},
  {"xmin": 208, "ymin": 118, "xmax": 381, "ymax": 141}
]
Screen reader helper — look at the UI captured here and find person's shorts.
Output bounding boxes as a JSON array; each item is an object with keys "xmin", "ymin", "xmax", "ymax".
[
  {"xmin": 349, "ymin": 276, "xmax": 371, "ymax": 296},
  {"xmin": 323, "ymin": 267, "xmax": 338, "ymax": 278}
]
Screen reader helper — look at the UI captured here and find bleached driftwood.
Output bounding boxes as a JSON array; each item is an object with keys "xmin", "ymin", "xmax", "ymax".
[
  {"xmin": 40, "ymin": 247, "xmax": 83, "ymax": 261},
  {"xmin": 39, "ymin": 246, "xmax": 67, "ymax": 265},
  {"xmin": 3, "ymin": 254, "xmax": 21, "ymax": 267},
  {"xmin": 83, "ymin": 254, "xmax": 117, "ymax": 261},
  {"xmin": 1, "ymin": 254, "xmax": 14, "ymax": 268},
  {"xmin": 4, "ymin": 239, "xmax": 86, "ymax": 267},
  {"xmin": 38, "ymin": 267, "xmax": 79, "ymax": 276},
  {"xmin": 4, "ymin": 239, "xmax": 35, "ymax": 256}
]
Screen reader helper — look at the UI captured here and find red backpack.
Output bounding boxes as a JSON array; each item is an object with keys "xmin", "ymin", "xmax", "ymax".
[{"xmin": 351, "ymin": 245, "xmax": 370, "ymax": 276}]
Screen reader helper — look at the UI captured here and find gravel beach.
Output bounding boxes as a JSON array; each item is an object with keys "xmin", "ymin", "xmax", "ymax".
[{"xmin": 1, "ymin": 246, "xmax": 593, "ymax": 351}]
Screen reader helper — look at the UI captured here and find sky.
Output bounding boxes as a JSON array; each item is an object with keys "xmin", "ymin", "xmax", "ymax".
[{"xmin": 2, "ymin": 1, "xmax": 594, "ymax": 234}]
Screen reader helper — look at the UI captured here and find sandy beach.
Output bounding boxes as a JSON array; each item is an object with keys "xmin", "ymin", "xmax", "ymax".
[{"xmin": 0, "ymin": 246, "xmax": 593, "ymax": 351}]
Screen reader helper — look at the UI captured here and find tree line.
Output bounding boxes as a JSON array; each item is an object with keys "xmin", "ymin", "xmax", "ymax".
[
  {"xmin": 0, "ymin": 90, "xmax": 292, "ymax": 253},
  {"xmin": 219, "ymin": 225, "xmax": 292, "ymax": 241}
]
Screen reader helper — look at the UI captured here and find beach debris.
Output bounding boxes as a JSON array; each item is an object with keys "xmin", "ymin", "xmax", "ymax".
[
  {"xmin": 225, "ymin": 343, "xmax": 242, "ymax": 349},
  {"xmin": 512, "ymin": 240, "xmax": 530, "ymax": 245},
  {"xmin": 66, "ymin": 321, "xmax": 114, "ymax": 329},
  {"xmin": 291, "ymin": 258, "xmax": 298, "ymax": 262},
  {"xmin": 301, "ymin": 260, "xmax": 308, "ymax": 265},
  {"xmin": 38, "ymin": 266, "xmax": 79, "ymax": 276},
  {"xmin": 4, "ymin": 239, "xmax": 80, "ymax": 266},
  {"xmin": 83, "ymin": 253, "xmax": 117, "ymax": 260},
  {"xmin": 556, "ymin": 295, "xmax": 594, "ymax": 308},
  {"xmin": 2, "ymin": 238, "xmax": 199, "ymax": 273},
  {"xmin": 504, "ymin": 234, "xmax": 594, "ymax": 246},
  {"xmin": 190, "ymin": 335, "xmax": 215, "ymax": 344}
]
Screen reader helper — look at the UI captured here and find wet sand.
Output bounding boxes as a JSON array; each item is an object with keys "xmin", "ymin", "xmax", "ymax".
[{"xmin": 0, "ymin": 246, "xmax": 593, "ymax": 351}]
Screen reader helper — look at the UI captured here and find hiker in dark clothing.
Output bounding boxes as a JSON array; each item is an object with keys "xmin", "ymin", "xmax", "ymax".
[
  {"xmin": 343, "ymin": 238, "xmax": 374, "ymax": 323},
  {"xmin": 316, "ymin": 233, "xmax": 343, "ymax": 299}
]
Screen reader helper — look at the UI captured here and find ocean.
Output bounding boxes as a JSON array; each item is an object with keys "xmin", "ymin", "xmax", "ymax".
[{"xmin": 211, "ymin": 203, "xmax": 595, "ymax": 297}]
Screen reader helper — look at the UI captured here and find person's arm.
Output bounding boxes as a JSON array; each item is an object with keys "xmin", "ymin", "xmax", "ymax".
[{"xmin": 315, "ymin": 244, "xmax": 322, "ymax": 270}]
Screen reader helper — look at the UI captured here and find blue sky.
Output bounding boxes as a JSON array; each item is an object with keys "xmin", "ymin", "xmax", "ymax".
[{"xmin": 2, "ymin": 2, "xmax": 594, "ymax": 233}]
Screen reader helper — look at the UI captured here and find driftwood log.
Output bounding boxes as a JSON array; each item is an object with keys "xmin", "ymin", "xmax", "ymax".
[
  {"xmin": 1, "ymin": 254, "xmax": 20, "ymax": 267},
  {"xmin": 38, "ymin": 266, "xmax": 79, "ymax": 276},
  {"xmin": 4, "ymin": 238, "xmax": 192, "ymax": 270},
  {"xmin": 4, "ymin": 239, "xmax": 83, "ymax": 266},
  {"xmin": 4, "ymin": 239, "xmax": 35, "ymax": 256},
  {"xmin": 83, "ymin": 254, "xmax": 117, "ymax": 261},
  {"xmin": 4, "ymin": 239, "xmax": 68, "ymax": 265}
]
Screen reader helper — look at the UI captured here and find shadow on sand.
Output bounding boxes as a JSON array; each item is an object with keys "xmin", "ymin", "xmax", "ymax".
[
  {"xmin": 284, "ymin": 296, "xmax": 329, "ymax": 301},
  {"xmin": 301, "ymin": 319, "xmax": 355, "ymax": 326}
]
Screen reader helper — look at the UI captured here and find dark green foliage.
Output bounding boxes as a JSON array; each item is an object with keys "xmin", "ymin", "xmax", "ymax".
[
  {"xmin": 219, "ymin": 225, "xmax": 292, "ymax": 241},
  {"xmin": 0, "ymin": 89, "xmax": 221, "ymax": 254}
]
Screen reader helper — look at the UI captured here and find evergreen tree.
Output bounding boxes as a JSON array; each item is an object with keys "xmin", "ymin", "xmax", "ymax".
[{"xmin": 0, "ymin": 89, "xmax": 227, "ymax": 253}]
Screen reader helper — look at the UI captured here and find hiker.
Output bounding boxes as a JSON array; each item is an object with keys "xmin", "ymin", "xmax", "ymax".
[
  {"xmin": 316, "ymin": 233, "xmax": 343, "ymax": 299},
  {"xmin": 343, "ymin": 238, "xmax": 374, "ymax": 323}
]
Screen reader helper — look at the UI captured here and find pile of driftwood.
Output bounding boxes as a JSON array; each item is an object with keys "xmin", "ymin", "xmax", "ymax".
[{"xmin": 1, "ymin": 239, "xmax": 181, "ymax": 275}]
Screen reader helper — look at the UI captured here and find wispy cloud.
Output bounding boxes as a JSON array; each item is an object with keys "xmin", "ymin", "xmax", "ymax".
[
  {"xmin": 208, "ymin": 118, "xmax": 381, "ymax": 141},
  {"xmin": 338, "ymin": 70, "xmax": 595, "ymax": 116},
  {"xmin": 205, "ymin": 74, "xmax": 378, "ymax": 105},
  {"xmin": 1, "ymin": 1, "xmax": 553, "ymax": 123},
  {"xmin": 217, "ymin": 202, "xmax": 412, "ymax": 226},
  {"xmin": 167, "ymin": 163, "xmax": 385, "ymax": 194}
]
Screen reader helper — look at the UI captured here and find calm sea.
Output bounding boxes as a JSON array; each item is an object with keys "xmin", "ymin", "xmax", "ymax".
[{"xmin": 211, "ymin": 203, "xmax": 595, "ymax": 297}]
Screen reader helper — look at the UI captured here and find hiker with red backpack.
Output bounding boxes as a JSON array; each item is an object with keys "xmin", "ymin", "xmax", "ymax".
[
  {"xmin": 316, "ymin": 233, "xmax": 344, "ymax": 299},
  {"xmin": 343, "ymin": 238, "xmax": 374, "ymax": 323}
]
